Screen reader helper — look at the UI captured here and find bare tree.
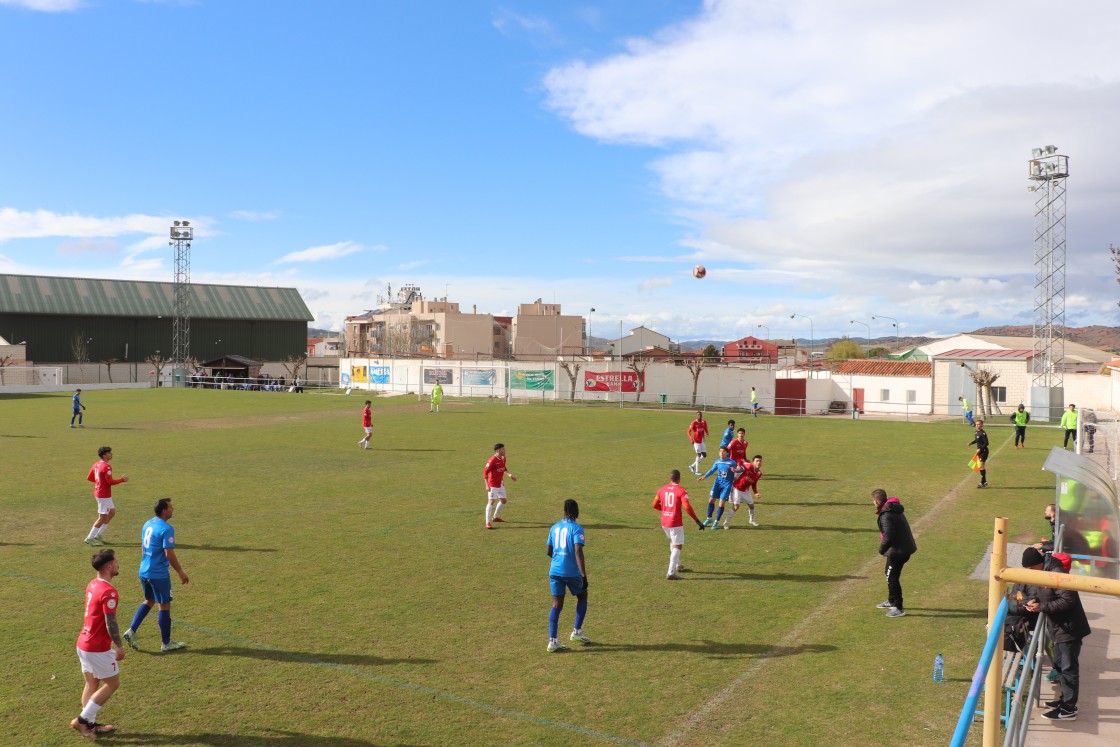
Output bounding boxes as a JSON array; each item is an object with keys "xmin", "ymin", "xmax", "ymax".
[
  {"xmin": 684, "ymin": 356, "xmax": 709, "ymax": 407},
  {"xmin": 103, "ymin": 358, "xmax": 118, "ymax": 383},
  {"xmin": 558, "ymin": 360, "xmax": 583, "ymax": 402},
  {"xmin": 146, "ymin": 353, "xmax": 169, "ymax": 387},
  {"xmin": 968, "ymin": 367, "xmax": 1002, "ymax": 419},
  {"xmin": 1112, "ymin": 243, "xmax": 1120, "ymax": 306},
  {"xmin": 71, "ymin": 334, "xmax": 90, "ymax": 364},
  {"xmin": 282, "ymin": 354, "xmax": 308, "ymax": 381},
  {"xmin": 0, "ymin": 354, "xmax": 13, "ymax": 385},
  {"xmin": 627, "ymin": 358, "xmax": 652, "ymax": 403}
]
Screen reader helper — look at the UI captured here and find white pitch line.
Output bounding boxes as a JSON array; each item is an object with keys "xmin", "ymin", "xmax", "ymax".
[{"xmin": 659, "ymin": 435, "xmax": 1011, "ymax": 745}]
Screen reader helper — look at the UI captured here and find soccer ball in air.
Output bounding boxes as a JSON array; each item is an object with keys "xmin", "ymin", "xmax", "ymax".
[{"xmin": 693, "ymin": 265, "xmax": 707, "ymax": 279}]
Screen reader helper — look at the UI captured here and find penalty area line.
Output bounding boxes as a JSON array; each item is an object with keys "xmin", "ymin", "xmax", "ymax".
[{"xmin": 658, "ymin": 435, "xmax": 1012, "ymax": 745}]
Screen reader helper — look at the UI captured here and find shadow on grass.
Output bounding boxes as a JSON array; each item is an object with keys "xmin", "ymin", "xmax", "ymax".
[
  {"xmin": 174, "ymin": 544, "xmax": 278, "ymax": 553},
  {"xmin": 581, "ymin": 640, "xmax": 836, "ymax": 658},
  {"xmin": 988, "ymin": 486, "xmax": 1051, "ymax": 491},
  {"xmin": 687, "ymin": 570, "xmax": 865, "ymax": 583},
  {"xmin": 376, "ymin": 448, "xmax": 451, "ymax": 452},
  {"xmin": 777, "ymin": 501, "xmax": 863, "ymax": 507},
  {"xmin": 0, "ymin": 433, "xmax": 45, "ymax": 438},
  {"xmin": 749, "ymin": 524, "xmax": 876, "ymax": 534},
  {"xmin": 0, "ymin": 541, "xmax": 33, "ymax": 546},
  {"xmin": 902, "ymin": 607, "xmax": 987, "ymax": 619},
  {"xmin": 83, "ymin": 426, "xmax": 141, "ymax": 430},
  {"xmin": 97, "ymin": 730, "xmax": 408, "ymax": 746},
  {"xmin": 179, "ymin": 646, "xmax": 437, "ymax": 667},
  {"xmin": 764, "ymin": 475, "xmax": 835, "ymax": 482},
  {"xmin": 579, "ymin": 523, "xmax": 645, "ymax": 530}
]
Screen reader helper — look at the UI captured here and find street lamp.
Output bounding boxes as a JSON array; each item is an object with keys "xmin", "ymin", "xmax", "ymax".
[
  {"xmin": 756, "ymin": 324, "xmax": 770, "ymax": 368},
  {"xmin": 789, "ymin": 314, "xmax": 814, "ymax": 374},
  {"xmin": 587, "ymin": 307, "xmax": 595, "ymax": 357},
  {"xmin": 871, "ymin": 315, "xmax": 899, "ymax": 355},
  {"xmin": 849, "ymin": 320, "xmax": 871, "ymax": 358}
]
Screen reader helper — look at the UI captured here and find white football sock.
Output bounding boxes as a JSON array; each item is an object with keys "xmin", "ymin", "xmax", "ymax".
[
  {"xmin": 723, "ymin": 506, "xmax": 735, "ymax": 527},
  {"xmin": 749, "ymin": 507, "xmax": 756, "ymax": 522},
  {"xmin": 485, "ymin": 503, "xmax": 493, "ymax": 524},
  {"xmin": 95, "ymin": 524, "xmax": 108, "ymax": 538},
  {"xmin": 85, "ymin": 525, "xmax": 99, "ymax": 541},
  {"xmin": 668, "ymin": 547, "xmax": 681, "ymax": 576},
  {"xmin": 79, "ymin": 699, "xmax": 102, "ymax": 722},
  {"xmin": 492, "ymin": 501, "xmax": 505, "ymax": 519}
]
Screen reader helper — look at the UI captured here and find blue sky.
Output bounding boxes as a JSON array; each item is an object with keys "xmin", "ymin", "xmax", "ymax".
[{"xmin": 1, "ymin": 0, "xmax": 1118, "ymax": 344}]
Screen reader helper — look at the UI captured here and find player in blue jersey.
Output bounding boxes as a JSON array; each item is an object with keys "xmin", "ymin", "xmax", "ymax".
[
  {"xmin": 71, "ymin": 388, "xmax": 86, "ymax": 428},
  {"xmin": 546, "ymin": 499, "xmax": 589, "ymax": 652},
  {"xmin": 719, "ymin": 419, "xmax": 736, "ymax": 449},
  {"xmin": 122, "ymin": 499, "xmax": 190, "ymax": 653},
  {"xmin": 697, "ymin": 445, "xmax": 743, "ymax": 528}
]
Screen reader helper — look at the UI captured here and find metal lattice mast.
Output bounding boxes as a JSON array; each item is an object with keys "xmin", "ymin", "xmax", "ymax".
[
  {"xmin": 170, "ymin": 220, "xmax": 193, "ymax": 385},
  {"xmin": 1028, "ymin": 146, "xmax": 1067, "ymax": 390}
]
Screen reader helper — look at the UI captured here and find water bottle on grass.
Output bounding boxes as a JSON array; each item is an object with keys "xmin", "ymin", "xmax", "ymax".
[{"xmin": 933, "ymin": 653, "xmax": 944, "ymax": 682}]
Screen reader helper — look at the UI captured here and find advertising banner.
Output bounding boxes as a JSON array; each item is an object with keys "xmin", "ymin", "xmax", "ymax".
[
  {"xmin": 369, "ymin": 366, "xmax": 390, "ymax": 384},
  {"xmin": 350, "ymin": 365, "xmax": 368, "ymax": 383},
  {"xmin": 424, "ymin": 368, "xmax": 454, "ymax": 385},
  {"xmin": 462, "ymin": 368, "xmax": 497, "ymax": 386},
  {"xmin": 584, "ymin": 370, "xmax": 644, "ymax": 392},
  {"xmin": 511, "ymin": 369, "xmax": 555, "ymax": 390}
]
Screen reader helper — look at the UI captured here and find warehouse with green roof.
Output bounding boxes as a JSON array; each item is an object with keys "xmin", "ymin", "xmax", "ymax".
[{"xmin": 0, "ymin": 273, "xmax": 312, "ymax": 363}]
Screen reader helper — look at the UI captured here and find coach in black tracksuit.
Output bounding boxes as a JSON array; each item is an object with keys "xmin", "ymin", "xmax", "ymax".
[{"xmin": 873, "ymin": 489, "xmax": 918, "ymax": 618}]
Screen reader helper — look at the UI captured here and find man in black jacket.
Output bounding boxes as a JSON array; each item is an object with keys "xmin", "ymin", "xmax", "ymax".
[
  {"xmin": 873, "ymin": 489, "xmax": 918, "ymax": 618},
  {"xmin": 1024, "ymin": 547, "xmax": 1092, "ymax": 720}
]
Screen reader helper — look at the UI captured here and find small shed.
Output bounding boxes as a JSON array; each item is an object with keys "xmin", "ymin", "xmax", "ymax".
[{"xmin": 200, "ymin": 354, "xmax": 263, "ymax": 381}]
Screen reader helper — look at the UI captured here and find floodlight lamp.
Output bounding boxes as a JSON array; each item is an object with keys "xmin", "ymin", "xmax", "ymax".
[
  {"xmin": 1032, "ymin": 148, "xmax": 1043, "ymax": 158},
  {"xmin": 174, "ymin": 220, "xmax": 181, "ymax": 226},
  {"xmin": 1045, "ymin": 145, "xmax": 1057, "ymax": 154},
  {"xmin": 182, "ymin": 220, "xmax": 190, "ymax": 226}
]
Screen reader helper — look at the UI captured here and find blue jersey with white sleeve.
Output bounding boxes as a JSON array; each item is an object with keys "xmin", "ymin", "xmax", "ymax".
[
  {"xmin": 139, "ymin": 517, "xmax": 176, "ymax": 579},
  {"xmin": 72, "ymin": 392, "xmax": 82, "ymax": 411},
  {"xmin": 703, "ymin": 458, "xmax": 740, "ymax": 486},
  {"xmin": 719, "ymin": 427, "xmax": 734, "ymax": 448},
  {"xmin": 548, "ymin": 518, "xmax": 585, "ymax": 577}
]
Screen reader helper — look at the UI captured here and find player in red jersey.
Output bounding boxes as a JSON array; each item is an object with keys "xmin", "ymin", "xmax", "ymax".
[
  {"xmin": 686, "ymin": 411, "xmax": 709, "ymax": 475},
  {"xmin": 723, "ymin": 454, "xmax": 763, "ymax": 529},
  {"xmin": 484, "ymin": 443, "xmax": 517, "ymax": 529},
  {"xmin": 652, "ymin": 470, "xmax": 705, "ymax": 580},
  {"xmin": 358, "ymin": 400, "xmax": 373, "ymax": 449},
  {"xmin": 84, "ymin": 446, "xmax": 129, "ymax": 546},
  {"xmin": 728, "ymin": 427, "xmax": 748, "ymax": 465},
  {"xmin": 72, "ymin": 548, "xmax": 125, "ymax": 739}
]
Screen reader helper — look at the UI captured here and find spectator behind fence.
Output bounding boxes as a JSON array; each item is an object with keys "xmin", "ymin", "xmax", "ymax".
[{"xmin": 1024, "ymin": 546, "xmax": 1091, "ymax": 721}]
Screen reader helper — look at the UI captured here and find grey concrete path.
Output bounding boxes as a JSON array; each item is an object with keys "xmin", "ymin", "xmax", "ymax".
[{"xmin": 1025, "ymin": 591, "xmax": 1120, "ymax": 746}]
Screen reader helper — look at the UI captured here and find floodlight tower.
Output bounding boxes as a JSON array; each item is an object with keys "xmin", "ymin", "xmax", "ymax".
[
  {"xmin": 1027, "ymin": 146, "xmax": 1068, "ymax": 422},
  {"xmin": 169, "ymin": 220, "xmax": 193, "ymax": 388}
]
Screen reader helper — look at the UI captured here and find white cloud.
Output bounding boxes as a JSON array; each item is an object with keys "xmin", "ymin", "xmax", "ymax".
[
  {"xmin": 275, "ymin": 241, "xmax": 365, "ymax": 264},
  {"xmin": 543, "ymin": 0, "xmax": 1120, "ymax": 329},
  {"xmin": 57, "ymin": 238, "xmax": 119, "ymax": 256},
  {"xmin": 492, "ymin": 10, "xmax": 554, "ymax": 38},
  {"xmin": 229, "ymin": 209, "xmax": 280, "ymax": 222},
  {"xmin": 0, "ymin": 0, "xmax": 83, "ymax": 11},
  {"xmin": 398, "ymin": 259, "xmax": 431, "ymax": 271},
  {"xmin": 0, "ymin": 208, "xmax": 171, "ymax": 241},
  {"xmin": 639, "ymin": 276, "xmax": 672, "ymax": 291}
]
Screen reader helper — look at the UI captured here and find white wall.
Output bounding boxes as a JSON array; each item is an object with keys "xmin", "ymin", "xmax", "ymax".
[{"xmin": 833, "ymin": 373, "xmax": 933, "ymax": 414}]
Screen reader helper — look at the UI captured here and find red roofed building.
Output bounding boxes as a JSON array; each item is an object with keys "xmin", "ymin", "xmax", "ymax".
[{"xmin": 721, "ymin": 335, "xmax": 778, "ymax": 365}]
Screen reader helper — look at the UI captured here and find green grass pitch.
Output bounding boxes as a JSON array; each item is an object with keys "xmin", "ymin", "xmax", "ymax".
[{"xmin": 0, "ymin": 390, "xmax": 1061, "ymax": 746}]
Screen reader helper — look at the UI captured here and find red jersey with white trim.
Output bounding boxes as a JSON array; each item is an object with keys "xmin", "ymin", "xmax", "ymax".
[
  {"xmin": 484, "ymin": 455, "xmax": 508, "ymax": 488},
  {"xmin": 87, "ymin": 460, "xmax": 123, "ymax": 499},
  {"xmin": 728, "ymin": 437, "xmax": 748, "ymax": 464},
  {"xmin": 687, "ymin": 419, "xmax": 709, "ymax": 444},
  {"xmin": 652, "ymin": 483, "xmax": 700, "ymax": 528},
  {"xmin": 734, "ymin": 462, "xmax": 762, "ymax": 494},
  {"xmin": 361, "ymin": 405, "xmax": 372, "ymax": 427},
  {"xmin": 77, "ymin": 577, "xmax": 119, "ymax": 652}
]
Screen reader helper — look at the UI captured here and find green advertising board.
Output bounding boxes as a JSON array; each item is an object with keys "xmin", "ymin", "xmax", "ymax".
[{"xmin": 510, "ymin": 369, "xmax": 555, "ymax": 390}]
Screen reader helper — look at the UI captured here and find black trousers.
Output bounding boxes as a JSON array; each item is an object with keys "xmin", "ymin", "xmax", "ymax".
[
  {"xmin": 1053, "ymin": 639, "xmax": 1083, "ymax": 708},
  {"xmin": 1014, "ymin": 426, "xmax": 1027, "ymax": 446},
  {"xmin": 1064, "ymin": 429, "xmax": 1077, "ymax": 447},
  {"xmin": 885, "ymin": 554, "xmax": 910, "ymax": 610}
]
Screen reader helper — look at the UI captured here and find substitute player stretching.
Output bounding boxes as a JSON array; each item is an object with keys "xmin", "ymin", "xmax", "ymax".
[
  {"xmin": 546, "ymin": 499, "xmax": 590, "ymax": 652},
  {"xmin": 122, "ymin": 499, "xmax": 189, "ymax": 653},
  {"xmin": 687, "ymin": 411, "xmax": 709, "ymax": 475},
  {"xmin": 358, "ymin": 400, "xmax": 373, "ymax": 449},
  {"xmin": 84, "ymin": 446, "xmax": 128, "ymax": 546},
  {"xmin": 697, "ymin": 445, "xmax": 743, "ymax": 527},
  {"xmin": 72, "ymin": 548, "xmax": 125, "ymax": 740},
  {"xmin": 724, "ymin": 455, "xmax": 763, "ymax": 529},
  {"xmin": 653, "ymin": 470, "xmax": 705, "ymax": 580},
  {"xmin": 484, "ymin": 443, "xmax": 517, "ymax": 529}
]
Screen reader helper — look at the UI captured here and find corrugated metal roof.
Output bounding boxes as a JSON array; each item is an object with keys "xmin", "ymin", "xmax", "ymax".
[
  {"xmin": 833, "ymin": 360, "xmax": 932, "ymax": 376},
  {"xmin": 0, "ymin": 273, "xmax": 312, "ymax": 321},
  {"xmin": 935, "ymin": 348, "xmax": 1033, "ymax": 360}
]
